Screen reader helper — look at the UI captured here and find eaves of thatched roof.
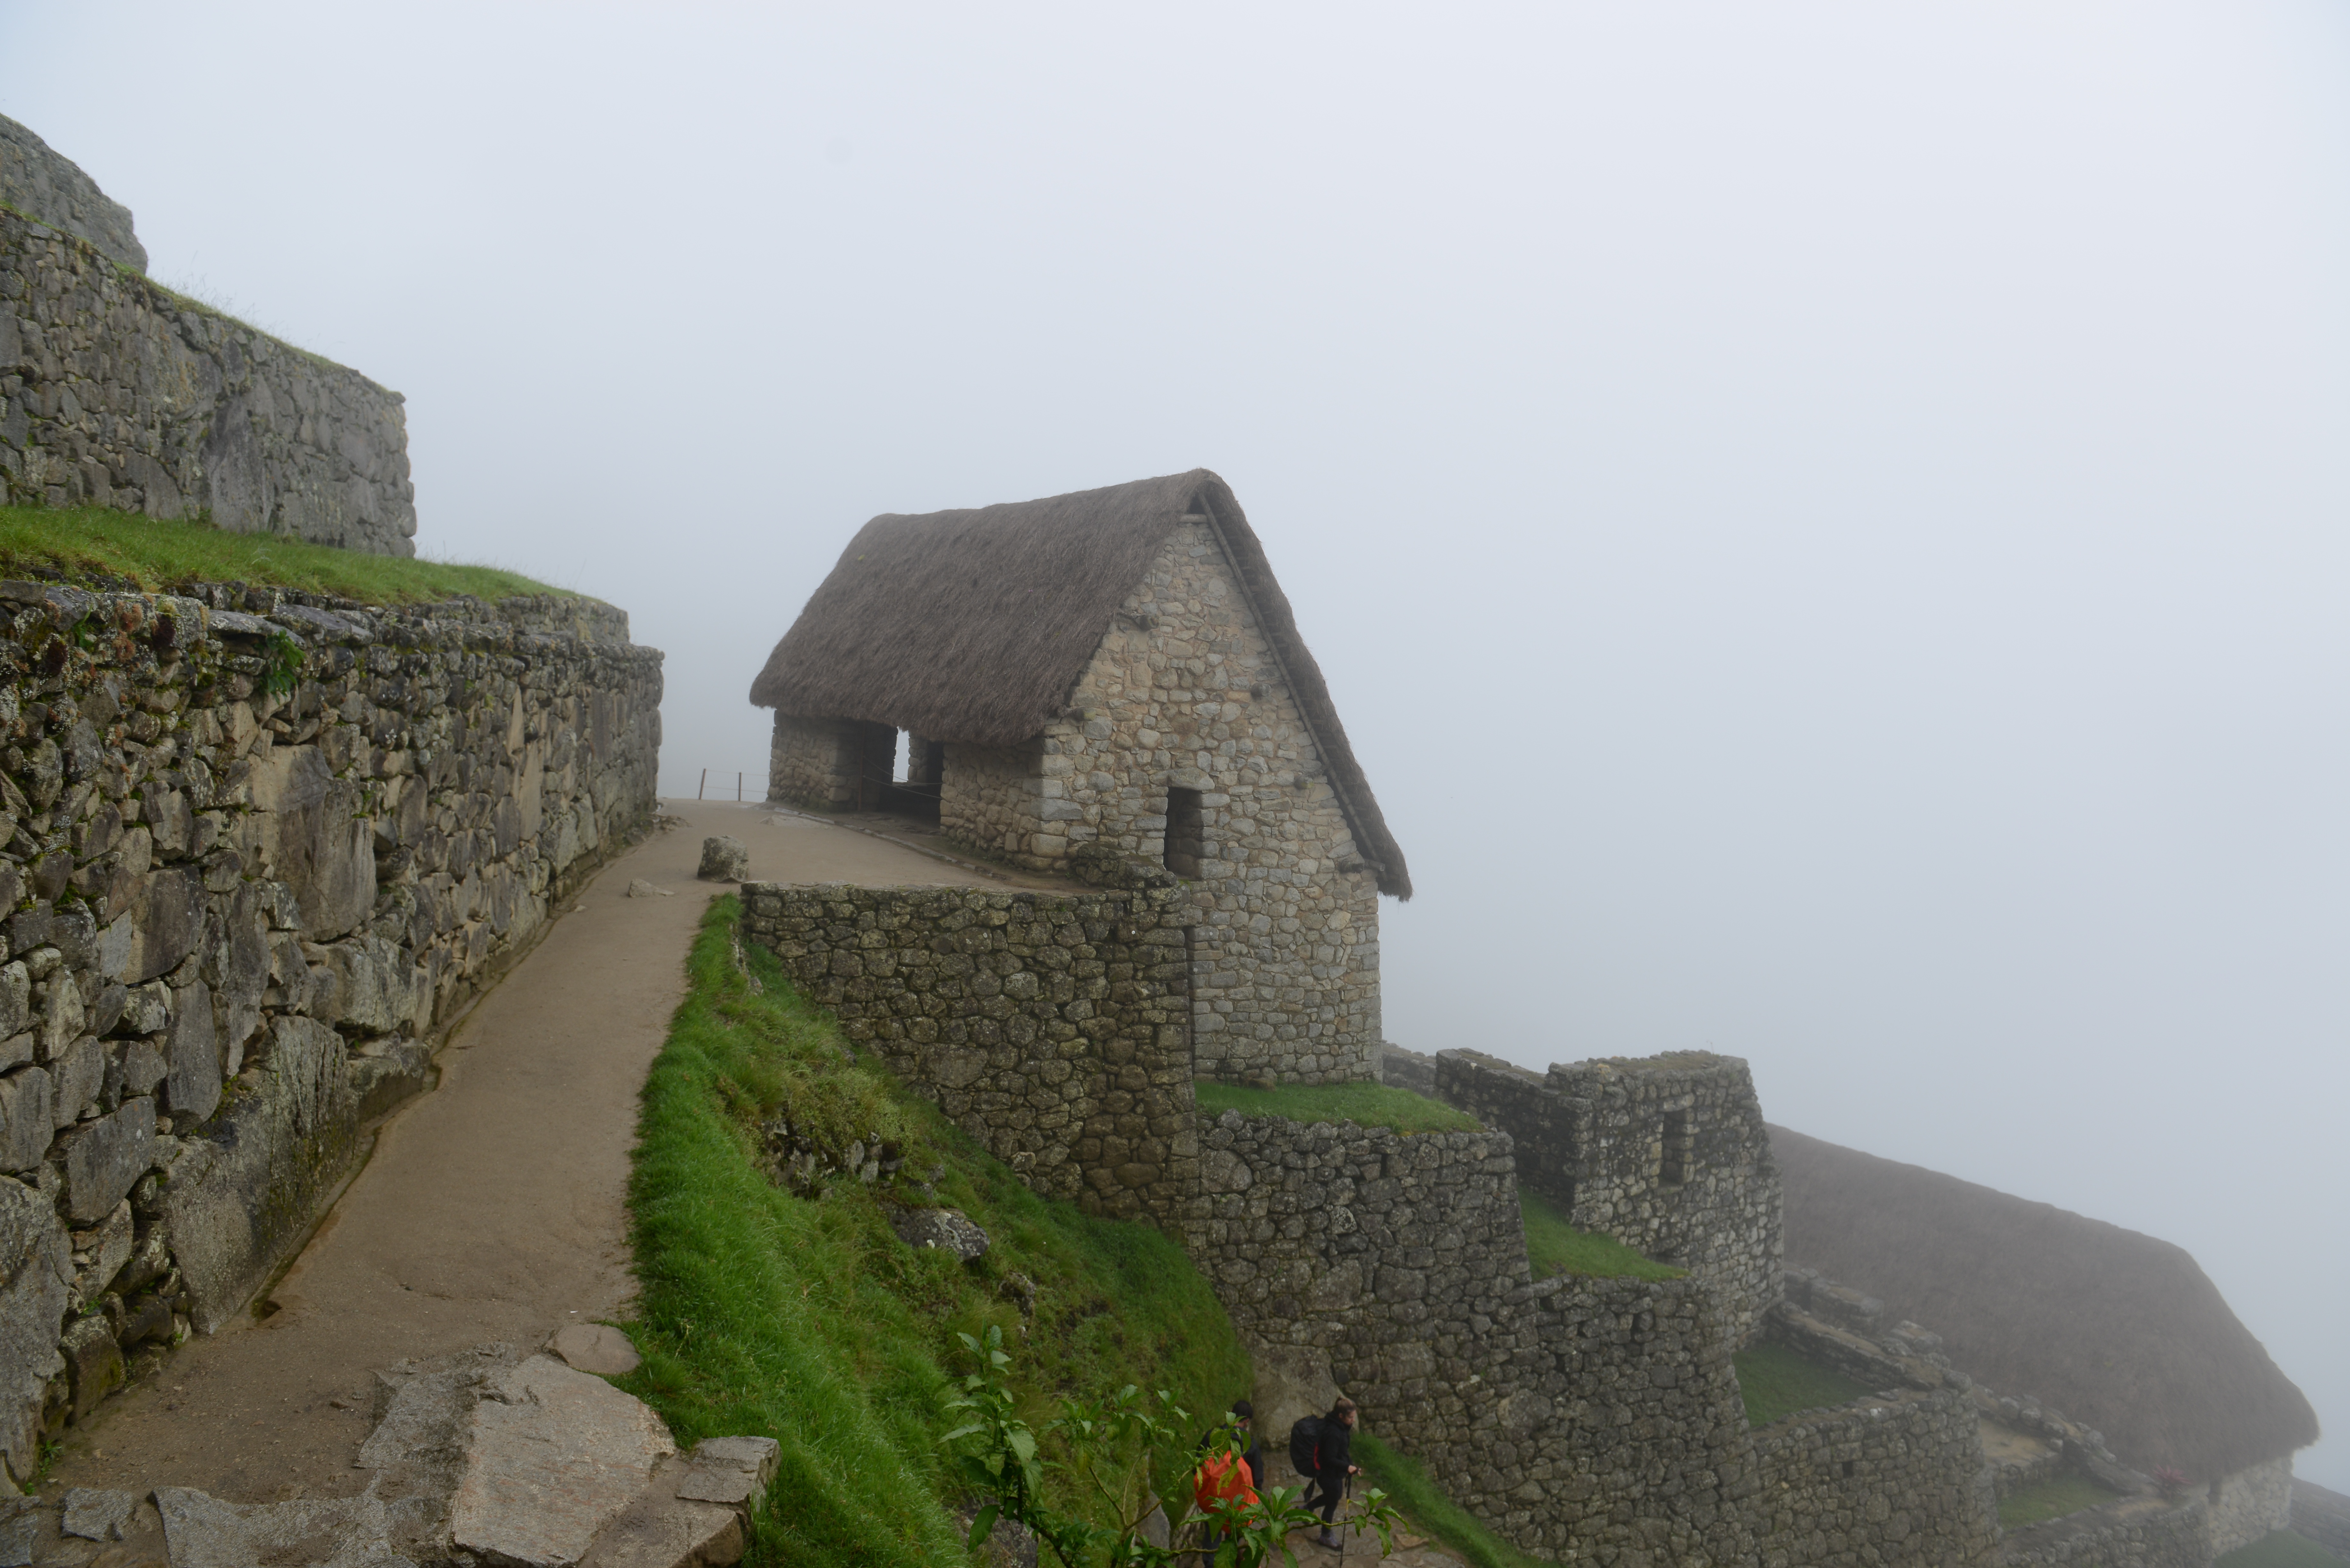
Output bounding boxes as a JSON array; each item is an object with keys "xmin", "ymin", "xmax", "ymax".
[
  {"xmin": 1770, "ymin": 1124, "xmax": 2317, "ymax": 1480},
  {"xmin": 748, "ymin": 469, "xmax": 1411, "ymax": 898}
]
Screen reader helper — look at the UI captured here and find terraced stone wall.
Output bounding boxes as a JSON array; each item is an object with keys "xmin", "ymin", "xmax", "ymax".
[
  {"xmin": 1434, "ymin": 1047, "xmax": 1784, "ymax": 1341},
  {"xmin": 0, "ymin": 203, "xmax": 416, "ymax": 553},
  {"xmin": 0, "ymin": 579, "xmax": 661, "ymax": 1488},
  {"xmin": 737, "ymin": 879, "xmax": 1198, "ymax": 1224}
]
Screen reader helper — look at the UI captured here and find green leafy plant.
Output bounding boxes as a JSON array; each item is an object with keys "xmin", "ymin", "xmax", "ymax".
[
  {"xmin": 262, "ymin": 630, "xmax": 305, "ymax": 697},
  {"xmin": 945, "ymin": 1324, "xmax": 1400, "ymax": 1567}
]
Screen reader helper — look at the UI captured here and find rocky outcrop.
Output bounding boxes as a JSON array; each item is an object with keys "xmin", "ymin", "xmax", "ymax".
[{"xmin": 0, "ymin": 580, "xmax": 661, "ymax": 1486}]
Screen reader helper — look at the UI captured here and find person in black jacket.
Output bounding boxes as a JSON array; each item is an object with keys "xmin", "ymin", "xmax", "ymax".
[{"xmin": 1310, "ymin": 1398, "xmax": 1361, "ymax": 1549}]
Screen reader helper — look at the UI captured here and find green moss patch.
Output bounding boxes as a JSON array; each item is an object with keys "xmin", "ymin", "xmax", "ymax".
[
  {"xmin": 1997, "ymin": 1473, "xmax": 2121, "ymax": 1528},
  {"xmin": 1730, "ymin": 1341, "xmax": 1876, "ymax": 1429},
  {"xmin": 622, "ymin": 899, "xmax": 1251, "ymax": 1566},
  {"xmin": 1520, "ymin": 1188, "xmax": 1685, "ymax": 1282},
  {"xmin": 0, "ymin": 505, "xmax": 561, "ymax": 602},
  {"xmin": 1193, "ymin": 1079, "xmax": 1481, "ymax": 1135}
]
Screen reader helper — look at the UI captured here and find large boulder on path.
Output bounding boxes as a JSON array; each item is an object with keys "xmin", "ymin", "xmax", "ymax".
[{"xmin": 697, "ymin": 837, "xmax": 749, "ymax": 882}]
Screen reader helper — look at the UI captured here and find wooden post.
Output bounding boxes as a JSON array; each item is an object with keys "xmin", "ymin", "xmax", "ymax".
[
  {"xmin": 737, "ymin": 772, "xmax": 743, "ymax": 802},
  {"xmin": 698, "ymin": 768, "xmax": 706, "ymax": 801}
]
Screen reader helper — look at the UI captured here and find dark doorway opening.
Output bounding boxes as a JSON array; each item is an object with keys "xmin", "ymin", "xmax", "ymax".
[{"xmin": 1164, "ymin": 787, "xmax": 1205, "ymax": 878}]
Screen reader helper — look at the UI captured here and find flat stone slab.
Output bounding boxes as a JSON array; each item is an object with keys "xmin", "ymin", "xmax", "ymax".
[
  {"xmin": 448, "ymin": 1354, "xmax": 675, "ymax": 1568},
  {"xmin": 550, "ymin": 1323, "xmax": 642, "ymax": 1377}
]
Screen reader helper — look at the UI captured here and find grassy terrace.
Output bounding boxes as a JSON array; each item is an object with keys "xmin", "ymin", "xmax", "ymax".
[
  {"xmin": 0, "ymin": 504, "xmax": 561, "ymax": 602},
  {"xmin": 1996, "ymin": 1473, "xmax": 2121, "ymax": 1528},
  {"xmin": 1729, "ymin": 1341, "xmax": 1875, "ymax": 1428},
  {"xmin": 2217, "ymin": 1532, "xmax": 2349, "ymax": 1567},
  {"xmin": 622, "ymin": 900, "xmax": 1250, "ymax": 1566},
  {"xmin": 1357, "ymin": 1432, "xmax": 1559, "ymax": 1568},
  {"xmin": 1519, "ymin": 1189, "xmax": 1685, "ymax": 1283},
  {"xmin": 1193, "ymin": 1078, "xmax": 1482, "ymax": 1135}
]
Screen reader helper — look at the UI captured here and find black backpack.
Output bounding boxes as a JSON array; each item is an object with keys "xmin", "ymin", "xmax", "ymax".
[{"xmin": 1289, "ymin": 1415, "xmax": 1324, "ymax": 1477}]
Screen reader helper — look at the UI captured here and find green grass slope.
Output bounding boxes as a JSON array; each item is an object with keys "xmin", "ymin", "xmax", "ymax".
[
  {"xmin": 1519, "ymin": 1189, "xmax": 1685, "ymax": 1283},
  {"xmin": 1193, "ymin": 1079, "xmax": 1480, "ymax": 1135},
  {"xmin": 1729, "ymin": 1342, "xmax": 1875, "ymax": 1429},
  {"xmin": 0, "ymin": 504, "xmax": 560, "ymax": 602},
  {"xmin": 620, "ymin": 899, "xmax": 1251, "ymax": 1566}
]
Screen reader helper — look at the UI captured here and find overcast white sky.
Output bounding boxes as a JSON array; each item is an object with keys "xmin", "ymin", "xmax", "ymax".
[{"xmin": 5, "ymin": 0, "xmax": 2345, "ymax": 1489}]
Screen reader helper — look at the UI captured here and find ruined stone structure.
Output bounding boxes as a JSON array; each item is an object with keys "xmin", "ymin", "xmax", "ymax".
[
  {"xmin": 749, "ymin": 471, "xmax": 1408, "ymax": 1084},
  {"xmin": 0, "ymin": 116, "xmax": 417, "ymax": 553},
  {"xmin": 0, "ymin": 579, "xmax": 661, "ymax": 1488},
  {"xmin": 1436, "ymin": 1047, "xmax": 1784, "ymax": 1340}
]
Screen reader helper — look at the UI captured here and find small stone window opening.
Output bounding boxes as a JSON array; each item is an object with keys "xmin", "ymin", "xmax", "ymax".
[
  {"xmin": 1165, "ymin": 787, "xmax": 1206, "ymax": 878},
  {"xmin": 1841, "ymin": 1460, "xmax": 1856, "ymax": 1479},
  {"xmin": 1659, "ymin": 1109, "xmax": 1692, "ymax": 1187}
]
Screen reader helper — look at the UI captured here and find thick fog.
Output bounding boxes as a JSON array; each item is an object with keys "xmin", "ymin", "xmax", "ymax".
[{"xmin": 4, "ymin": 1, "xmax": 2343, "ymax": 1487}]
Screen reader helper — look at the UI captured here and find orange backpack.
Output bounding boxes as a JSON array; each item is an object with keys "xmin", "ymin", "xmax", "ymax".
[{"xmin": 1194, "ymin": 1447, "xmax": 1259, "ymax": 1517}]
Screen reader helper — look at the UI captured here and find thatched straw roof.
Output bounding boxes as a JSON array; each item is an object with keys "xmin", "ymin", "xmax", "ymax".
[
  {"xmin": 749, "ymin": 469, "xmax": 1411, "ymax": 897},
  {"xmin": 1770, "ymin": 1124, "xmax": 2317, "ymax": 1479}
]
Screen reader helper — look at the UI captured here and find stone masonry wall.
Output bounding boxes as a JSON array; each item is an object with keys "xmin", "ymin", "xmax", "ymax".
[
  {"xmin": 1187, "ymin": 1105, "xmax": 2007, "ymax": 1567},
  {"xmin": 2000, "ymin": 1498, "xmax": 2208, "ymax": 1568},
  {"xmin": 1434, "ymin": 1047, "xmax": 1783, "ymax": 1341},
  {"xmin": 767, "ymin": 713, "xmax": 891, "ymax": 812},
  {"xmin": 0, "ymin": 579, "xmax": 660, "ymax": 1488},
  {"xmin": 737, "ymin": 881, "xmax": 1198, "ymax": 1224},
  {"xmin": 997, "ymin": 523, "xmax": 1383, "ymax": 1084},
  {"xmin": 939, "ymin": 740, "xmax": 1044, "ymax": 854},
  {"xmin": 1, "ymin": 203, "xmax": 417, "ymax": 553},
  {"xmin": 1, "ymin": 116, "xmax": 146, "ymax": 273},
  {"xmin": 2204, "ymin": 1457, "xmax": 2293, "ymax": 1557}
]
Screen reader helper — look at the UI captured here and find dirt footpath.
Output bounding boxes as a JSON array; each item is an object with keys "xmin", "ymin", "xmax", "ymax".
[{"xmin": 47, "ymin": 800, "xmax": 972, "ymax": 1504}]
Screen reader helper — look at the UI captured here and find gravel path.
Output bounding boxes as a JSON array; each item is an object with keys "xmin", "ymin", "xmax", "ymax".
[{"xmin": 44, "ymin": 800, "xmax": 971, "ymax": 1505}]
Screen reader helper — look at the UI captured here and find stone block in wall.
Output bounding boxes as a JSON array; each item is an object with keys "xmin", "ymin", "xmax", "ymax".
[{"xmin": 0, "ymin": 1174, "xmax": 70, "ymax": 1485}]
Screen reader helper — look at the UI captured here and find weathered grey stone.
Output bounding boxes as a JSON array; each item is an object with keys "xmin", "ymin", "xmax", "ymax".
[
  {"xmin": 60, "ymin": 1313, "xmax": 123, "ymax": 1422},
  {"xmin": 348, "ymin": 1036, "xmax": 434, "ymax": 1124},
  {"xmin": 249, "ymin": 748, "xmax": 375, "ymax": 939},
  {"xmin": 449, "ymin": 1354, "xmax": 676, "ymax": 1568},
  {"xmin": 322, "ymin": 934, "xmax": 428, "ymax": 1037},
  {"xmin": 0, "ymin": 113, "xmax": 146, "ymax": 271},
  {"xmin": 36, "ymin": 974, "xmax": 84, "ymax": 1061},
  {"xmin": 575, "ymin": 1458, "xmax": 742, "ymax": 1568},
  {"xmin": 671, "ymin": 1436, "xmax": 780, "ymax": 1508},
  {"xmin": 59, "ymin": 1096, "xmax": 156, "ymax": 1224},
  {"xmin": 892, "ymin": 1207, "xmax": 990, "ymax": 1262},
  {"xmin": 120, "ymin": 980, "xmax": 171, "ymax": 1036},
  {"xmin": 121, "ymin": 1036, "xmax": 168, "ymax": 1098},
  {"xmin": 625, "ymin": 879, "xmax": 673, "ymax": 899},
  {"xmin": 0, "ymin": 1177, "xmax": 69, "ymax": 1485},
  {"xmin": 153, "ymin": 1486, "xmax": 427, "ymax": 1568},
  {"xmin": 48, "ymin": 1034, "xmax": 104, "ymax": 1127},
  {"xmin": 0, "ymin": 965, "xmax": 26, "ymax": 1041},
  {"xmin": 550, "ymin": 1322, "xmax": 642, "ymax": 1376},
  {"xmin": 164, "ymin": 979, "xmax": 221, "ymax": 1126},
  {"xmin": 0, "ymin": 1069, "xmax": 49, "ymax": 1172},
  {"xmin": 0, "ymin": 1504, "xmax": 34, "ymax": 1568},
  {"xmin": 159, "ymin": 1018, "xmax": 351, "ymax": 1331},
  {"xmin": 118, "ymin": 868, "xmax": 208, "ymax": 985},
  {"xmin": 696, "ymin": 836, "xmax": 749, "ymax": 882},
  {"xmin": 59, "ymin": 1487, "xmax": 138, "ymax": 1542},
  {"xmin": 72, "ymin": 1199, "xmax": 135, "ymax": 1299}
]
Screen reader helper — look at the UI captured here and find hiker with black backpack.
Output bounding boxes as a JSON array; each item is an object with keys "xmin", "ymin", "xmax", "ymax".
[{"xmin": 1289, "ymin": 1397, "xmax": 1361, "ymax": 1551}]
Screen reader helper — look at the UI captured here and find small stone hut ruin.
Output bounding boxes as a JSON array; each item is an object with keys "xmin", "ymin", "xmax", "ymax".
[{"xmin": 749, "ymin": 469, "xmax": 1409, "ymax": 1084}]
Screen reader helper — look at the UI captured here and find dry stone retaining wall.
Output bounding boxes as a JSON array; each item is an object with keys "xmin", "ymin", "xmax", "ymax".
[
  {"xmin": 737, "ymin": 879, "xmax": 1198, "ymax": 1223},
  {"xmin": 0, "ymin": 580, "xmax": 660, "ymax": 1487},
  {"xmin": 1435, "ymin": 1046, "xmax": 1783, "ymax": 1340},
  {"xmin": 2000, "ymin": 1498, "xmax": 2208, "ymax": 1568},
  {"xmin": 0, "ymin": 203, "xmax": 416, "ymax": 553},
  {"xmin": 1, "ymin": 115, "xmax": 145, "ymax": 274}
]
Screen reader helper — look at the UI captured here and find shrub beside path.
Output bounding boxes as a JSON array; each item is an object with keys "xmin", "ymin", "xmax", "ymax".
[{"xmin": 44, "ymin": 801, "xmax": 971, "ymax": 1506}]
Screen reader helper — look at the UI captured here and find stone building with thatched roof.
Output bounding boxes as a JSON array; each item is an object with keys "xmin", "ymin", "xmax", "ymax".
[
  {"xmin": 749, "ymin": 469, "xmax": 1408, "ymax": 1084},
  {"xmin": 1770, "ymin": 1125, "xmax": 2320, "ymax": 1557}
]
